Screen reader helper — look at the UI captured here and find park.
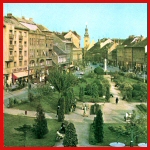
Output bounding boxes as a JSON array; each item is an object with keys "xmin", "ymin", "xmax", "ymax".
[{"xmin": 4, "ymin": 61, "xmax": 147, "ymax": 147}]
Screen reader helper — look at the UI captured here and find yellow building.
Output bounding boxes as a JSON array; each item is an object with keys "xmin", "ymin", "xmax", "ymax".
[
  {"xmin": 63, "ymin": 30, "xmax": 82, "ymax": 65},
  {"xmin": 4, "ymin": 13, "xmax": 29, "ymax": 86},
  {"xmin": 15, "ymin": 16, "xmax": 52, "ymax": 81}
]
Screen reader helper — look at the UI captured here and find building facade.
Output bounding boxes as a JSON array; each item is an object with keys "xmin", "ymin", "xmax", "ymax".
[{"xmin": 4, "ymin": 13, "xmax": 29, "ymax": 86}]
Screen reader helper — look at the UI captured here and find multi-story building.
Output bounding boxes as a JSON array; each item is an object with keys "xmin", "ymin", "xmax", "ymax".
[
  {"xmin": 15, "ymin": 16, "xmax": 52, "ymax": 81},
  {"xmin": 121, "ymin": 36, "xmax": 146, "ymax": 71},
  {"xmin": 37, "ymin": 24, "xmax": 53, "ymax": 73},
  {"xmin": 4, "ymin": 13, "xmax": 29, "ymax": 86},
  {"xmin": 53, "ymin": 45, "xmax": 68, "ymax": 70},
  {"xmin": 53, "ymin": 32, "xmax": 72, "ymax": 68},
  {"xmin": 63, "ymin": 30, "xmax": 82, "ymax": 65}
]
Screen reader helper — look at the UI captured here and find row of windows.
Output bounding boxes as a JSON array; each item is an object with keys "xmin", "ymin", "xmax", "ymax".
[
  {"xmin": 10, "ymin": 40, "xmax": 27, "ymax": 45},
  {"xmin": 6, "ymin": 60, "xmax": 27, "ymax": 68},
  {"xmin": 29, "ymin": 60, "xmax": 52, "ymax": 66},
  {"xmin": 10, "ymin": 51, "xmax": 27, "ymax": 57},
  {"xmin": 29, "ymin": 49, "xmax": 52, "ymax": 57},
  {"xmin": 9, "ymin": 30, "xmax": 27, "ymax": 37},
  {"xmin": 30, "ymin": 38, "xmax": 45, "ymax": 46}
]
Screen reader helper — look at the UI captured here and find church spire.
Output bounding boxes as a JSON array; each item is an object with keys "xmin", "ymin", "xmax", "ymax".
[{"xmin": 84, "ymin": 25, "xmax": 89, "ymax": 37}]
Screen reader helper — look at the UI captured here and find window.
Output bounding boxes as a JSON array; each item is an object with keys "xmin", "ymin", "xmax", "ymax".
[
  {"xmin": 9, "ymin": 30, "xmax": 12, "ymax": 33},
  {"xmin": 24, "ymin": 41, "xmax": 27, "ymax": 46},
  {"xmin": 14, "ymin": 31, "xmax": 16, "ymax": 36},
  {"xmin": 10, "ymin": 51, "xmax": 13, "ymax": 55},
  {"xmin": 24, "ymin": 32, "xmax": 27, "ymax": 37},
  {"xmin": 24, "ymin": 60, "xmax": 27, "ymax": 66},
  {"xmin": 19, "ymin": 40, "xmax": 22, "ymax": 44},
  {"xmin": 19, "ymin": 31, "xmax": 22, "ymax": 35},
  {"xmin": 19, "ymin": 51, "xmax": 22, "ymax": 55},
  {"xmin": 6, "ymin": 62, "xmax": 10, "ymax": 68},
  {"xmin": 14, "ymin": 51, "xmax": 17, "ymax": 57},
  {"xmin": 14, "ymin": 62, "xmax": 16, "ymax": 67},
  {"xmin": 19, "ymin": 61, "xmax": 22, "ymax": 66},
  {"xmin": 10, "ymin": 40, "xmax": 13, "ymax": 45},
  {"xmin": 14, "ymin": 41, "xmax": 16, "ymax": 45},
  {"xmin": 24, "ymin": 51, "xmax": 27, "ymax": 56},
  {"xmin": 30, "ymin": 38, "xmax": 31, "ymax": 45}
]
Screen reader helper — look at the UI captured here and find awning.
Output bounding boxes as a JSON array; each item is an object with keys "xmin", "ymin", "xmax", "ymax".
[{"xmin": 13, "ymin": 72, "xmax": 28, "ymax": 78}]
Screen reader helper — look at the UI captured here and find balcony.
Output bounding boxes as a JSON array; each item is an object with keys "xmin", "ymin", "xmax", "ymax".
[
  {"xmin": 9, "ymin": 44, "xmax": 14, "ymax": 50},
  {"xmin": 19, "ymin": 35, "xmax": 23, "ymax": 40},
  {"xmin": 9, "ymin": 55, "xmax": 14, "ymax": 61},
  {"xmin": 19, "ymin": 44, "xmax": 23, "ymax": 50},
  {"xmin": 9, "ymin": 34, "xmax": 14, "ymax": 39},
  {"xmin": 19, "ymin": 55, "xmax": 23, "ymax": 60}
]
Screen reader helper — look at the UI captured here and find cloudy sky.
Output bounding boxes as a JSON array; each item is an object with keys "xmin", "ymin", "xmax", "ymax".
[{"xmin": 4, "ymin": 3, "xmax": 147, "ymax": 47}]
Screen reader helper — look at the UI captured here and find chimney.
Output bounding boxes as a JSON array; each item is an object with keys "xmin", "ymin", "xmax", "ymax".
[
  {"xmin": 7, "ymin": 13, "xmax": 12, "ymax": 18},
  {"xmin": 29, "ymin": 18, "xmax": 33, "ymax": 21}
]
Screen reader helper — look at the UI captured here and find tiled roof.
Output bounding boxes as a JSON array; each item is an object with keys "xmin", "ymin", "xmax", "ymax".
[
  {"xmin": 37, "ymin": 24, "xmax": 50, "ymax": 32},
  {"xmin": 72, "ymin": 31, "xmax": 81, "ymax": 39},
  {"xmin": 53, "ymin": 45, "xmax": 67, "ymax": 56},
  {"xmin": 122, "ymin": 37, "xmax": 135, "ymax": 46},
  {"xmin": 20, "ymin": 22, "xmax": 38, "ymax": 31},
  {"xmin": 4, "ymin": 17, "xmax": 29, "ymax": 30},
  {"xmin": 132, "ymin": 38, "xmax": 147, "ymax": 47},
  {"xmin": 62, "ymin": 31, "xmax": 81, "ymax": 39},
  {"xmin": 15, "ymin": 17, "xmax": 35, "ymax": 25}
]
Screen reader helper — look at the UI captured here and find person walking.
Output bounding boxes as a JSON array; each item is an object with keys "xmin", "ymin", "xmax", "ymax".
[
  {"xmin": 116, "ymin": 97, "xmax": 119, "ymax": 104},
  {"xmin": 56, "ymin": 105, "xmax": 60, "ymax": 117}
]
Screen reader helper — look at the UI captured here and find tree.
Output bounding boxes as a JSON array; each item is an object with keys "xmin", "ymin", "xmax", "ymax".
[
  {"xmin": 63, "ymin": 122, "xmax": 78, "ymax": 147},
  {"xmin": 48, "ymin": 68, "xmax": 77, "ymax": 96},
  {"xmin": 14, "ymin": 124, "xmax": 31, "ymax": 147},
  {"xmin": 125, "ymin": 111, "xmax": 147, "ymax": 144},
  {"xmin": 94, "ymin": 67, "xmax": 104, "ymax": 78},
  {"xmin": 64, "ymin": 88, "xmax": 75, "ymax": 114},
  {"xmin": 105, "ymin": 87, "xmax": 110, "ymax": 102},
  {"xmin": 91, "ymin": 83, "xmax": 99, "ymax": 98},
  {"xmin": 94, "ymin": 80, "xmax": 103, "ymax": 97},
  {"xmin": 94, "ymin": 109, "xmax": 104, "ymax": 143},
  {"xmin": 32, "ymin": 104, "xmax": 48, "ymax": 139},
  {"xmin": 79, "ymin": 87, "xmax": 84, "ymax": 101},
  {"xmin": 58, "ymin": 97, "xmax": 65, "ymax": 122}
]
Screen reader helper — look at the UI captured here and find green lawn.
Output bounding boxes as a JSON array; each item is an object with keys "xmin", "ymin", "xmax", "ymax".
[
  {"xmin": 89, "ymin": 123, "xmax": 146, "ymax": 146},
  {"xmin": 4, "ymin": 114, "xmax": 62, "ymax": 147},
  {"xmin": 13, "ymin": 76, "xmax": 105, "ymax": 112},
  {"xmin": 13, "ymin": 91, "xmax": 59, "ymax": 113}
]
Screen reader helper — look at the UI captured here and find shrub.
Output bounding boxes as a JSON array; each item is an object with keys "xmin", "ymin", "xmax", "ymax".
[{"xmin": 90, "ymin": 103, "xmax": 101, "ymax": 115}]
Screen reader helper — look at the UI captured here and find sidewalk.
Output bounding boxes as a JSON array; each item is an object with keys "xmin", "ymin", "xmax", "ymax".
[{"xmin": 4, "ymin": 75, "xmax": 144, "ymax": 147}]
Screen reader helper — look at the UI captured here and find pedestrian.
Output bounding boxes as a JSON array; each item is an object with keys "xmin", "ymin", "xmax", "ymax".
[
  {"xmin": 60, "ymin": 122, "xmax": 65, "ymax": 133},
  {"xmin": 56, "ymin": 105, "xmax": 60, "ymax": 117},
  {"xmin": 73, "ymin": 103, "xmax": 76, "ymax": 111},
  {"xmin": 116, "ymin": 97, "xmax": 119, "ymax": 104}
]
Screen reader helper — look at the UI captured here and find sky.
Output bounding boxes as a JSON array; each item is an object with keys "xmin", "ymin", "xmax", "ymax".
[{"xmin": 4, "ymin": 3, "xmax": 147, "ymax": 47}]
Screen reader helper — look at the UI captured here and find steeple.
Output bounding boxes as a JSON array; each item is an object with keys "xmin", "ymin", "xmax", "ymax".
[
  {"xmin": 84, "ymin": 25, "xmax": 89, "ymax": 37},
  {"xmin": 84, "ymin": 24, "xmax": 90, "ymax": 51}
]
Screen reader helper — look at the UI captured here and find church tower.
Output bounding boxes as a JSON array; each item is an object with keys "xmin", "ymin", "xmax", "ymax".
[{"xmin": 84, "ymin": 25, "xmax": 90, "ymax": 51}]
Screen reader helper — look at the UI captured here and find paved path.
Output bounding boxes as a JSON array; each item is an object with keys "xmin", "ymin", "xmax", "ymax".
[{"xmin": 4, "ymin": 75, "xmax": 145, "ymax": 147}]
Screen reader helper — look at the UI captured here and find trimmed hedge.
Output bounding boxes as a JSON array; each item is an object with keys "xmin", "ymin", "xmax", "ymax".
[{"xmin": 90, "ymin": 103, "xmax": 101, "ymax": 115}]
